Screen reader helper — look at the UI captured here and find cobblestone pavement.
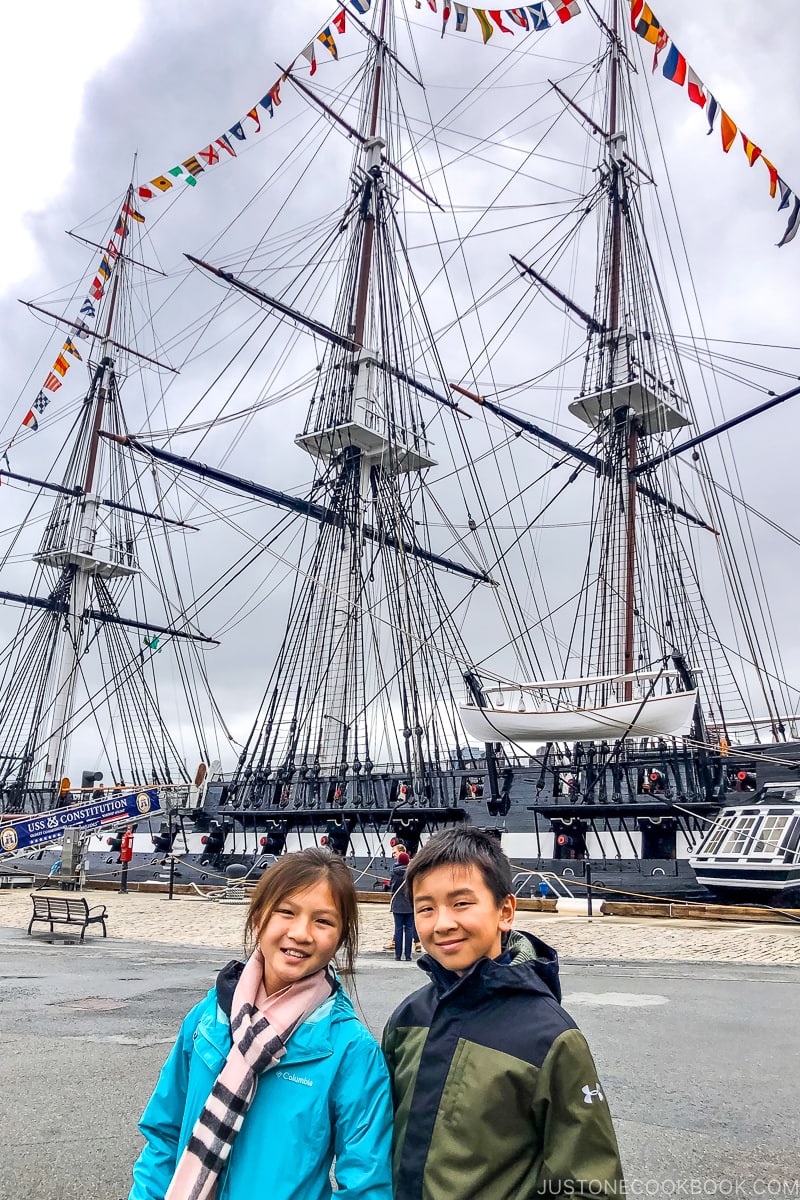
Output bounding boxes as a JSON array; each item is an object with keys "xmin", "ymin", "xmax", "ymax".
[{"xmin": 2, "ymin": 889, "xmax": 799, "ymax": 963}]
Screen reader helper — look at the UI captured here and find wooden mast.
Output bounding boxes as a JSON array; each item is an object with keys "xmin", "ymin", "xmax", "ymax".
[
  {"xmin": 607, "ymin": 0, "xmax": 639, "ymax": 702},
  {"xmin": 43, "ymin": 196, "xmax": 128, "ymax": 783},
  {"xmin": 352, "ymin": 0, "xmax": 388, "ymax": 348},
  {"xmin": 83, "ymin": 271, "xmax": 120, "ymax": 494}
]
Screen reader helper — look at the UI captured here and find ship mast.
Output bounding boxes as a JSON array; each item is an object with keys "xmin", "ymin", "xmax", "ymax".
[
  {"xmin": 39, "ymin": 265, "xmax": 138, "ymax": 784},
  {"xmin": 292, "ymin": 0, "xmax": 436, "ymax": 782},
  {"xmin": 317, "ymin": 0, "xmax": 388, "ymax": 772},
  {"xmin": 565, "ymin": 0, "xmax": 690, "ymax": 705},
  {"xmin": 0, "ymin": 186, "xmax": 222, "ymax": 808},
  {"xmin": 352, "ymin": 0, "xmax": 388, "ymax": 349},
  {"xmin": 190, "ymin": 0, "xmax": 497, "ymax": 813},
  {"xmin": 606, "ymin": 0, "xmax": 639, "ymax": 702}
]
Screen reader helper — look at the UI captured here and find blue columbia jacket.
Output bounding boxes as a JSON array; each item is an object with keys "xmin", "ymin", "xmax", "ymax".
[{"xmin": 129, "ymin": 961, "xmax": 393, "ymax": 1200}]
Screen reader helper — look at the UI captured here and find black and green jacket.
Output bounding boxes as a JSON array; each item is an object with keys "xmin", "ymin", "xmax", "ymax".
[{"xmin": 382, "ymin": 930, "xmax": 624, "ymax": 1200}]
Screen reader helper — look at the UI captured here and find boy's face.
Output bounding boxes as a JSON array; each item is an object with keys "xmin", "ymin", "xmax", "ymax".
[{"xmin": 411, "ymin": 863, "xmax": 516, "ymax": 973}]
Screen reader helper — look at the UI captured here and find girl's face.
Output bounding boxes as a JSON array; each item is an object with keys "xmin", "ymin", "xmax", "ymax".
[{"xmin": 258, "ymin": 878, "xmax": 342, "ymax": 995}]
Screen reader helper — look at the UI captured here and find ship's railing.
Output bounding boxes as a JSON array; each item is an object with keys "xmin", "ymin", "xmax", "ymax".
[
  {"xmin": 162, "ymin": 785, "xmax": 199, "ymax": 811},
  {"xmin": 469, "ymin": 670, "xmax": 688, "ymax": 711},
  {"xmin": 511, "ymin": 870, "xmax": 574, "ymax": 900},
  {"xmin": 354, "ymin": 396, "xmax": 433, "ymax": 457}
]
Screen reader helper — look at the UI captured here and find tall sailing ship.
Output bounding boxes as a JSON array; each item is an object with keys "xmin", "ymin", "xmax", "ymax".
[{"xmin": 2, "ymin": 0, "xmax": 799, "ymax": 901}]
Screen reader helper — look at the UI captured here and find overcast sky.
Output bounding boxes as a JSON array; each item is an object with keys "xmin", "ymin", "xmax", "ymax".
[
  {"xmin": 1, "ymin": 0, "xmax": 798, "ymax": 774},
  {"xmin": 4, "ymin": 1, "xmax": 799, "ymax": 295}
]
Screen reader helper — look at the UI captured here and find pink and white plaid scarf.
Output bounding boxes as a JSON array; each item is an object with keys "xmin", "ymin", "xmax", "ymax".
[{"xmin": 165, "ymin": 949, "xmax": 333, "ymax": 1200}]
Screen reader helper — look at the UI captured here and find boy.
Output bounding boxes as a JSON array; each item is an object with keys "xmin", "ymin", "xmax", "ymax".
[{"xmin": 382, "ymin": 828, "xmax": 624, "ymax": 1199}]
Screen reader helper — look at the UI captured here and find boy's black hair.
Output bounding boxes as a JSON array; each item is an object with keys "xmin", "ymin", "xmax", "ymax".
[{"xmin": 405, "ymin": 827, "xmax": 513, "ymax": 905}]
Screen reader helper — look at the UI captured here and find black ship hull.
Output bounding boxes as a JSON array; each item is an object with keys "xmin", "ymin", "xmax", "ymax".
[{"xmin": 5, "ymin": 737, "xmax": 800, "ymax": 903}]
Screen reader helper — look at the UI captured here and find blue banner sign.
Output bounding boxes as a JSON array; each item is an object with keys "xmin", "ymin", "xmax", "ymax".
[{"xmin": 0, "ymin": 789, "xmax": 160, "ymax": 853}]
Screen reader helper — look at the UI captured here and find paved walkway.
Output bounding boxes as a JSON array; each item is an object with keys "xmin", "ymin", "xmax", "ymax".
[{"xmin": 2, "ymin": 889, "xmax": 799, "ymax": 963}]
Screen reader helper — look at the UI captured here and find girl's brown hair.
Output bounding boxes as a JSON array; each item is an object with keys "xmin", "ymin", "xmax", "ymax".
[{"xmin": 244, "ymin": 848, "xmax": 359, "ymax": 980}]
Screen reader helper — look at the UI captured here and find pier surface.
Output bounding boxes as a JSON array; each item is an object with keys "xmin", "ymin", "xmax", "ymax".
[
  {"xmin": 1, "ymin": 891, "xmax": 798, "ymax": 1197},
  {"xmin": 3, "ymin": 888, "xmax": 800, "ymax": 962}
]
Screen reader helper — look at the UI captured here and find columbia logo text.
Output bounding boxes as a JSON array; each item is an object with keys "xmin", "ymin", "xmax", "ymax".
[{"xmin": 276, "ymin": 1070, "xmax": 313, "ymax": 1087}]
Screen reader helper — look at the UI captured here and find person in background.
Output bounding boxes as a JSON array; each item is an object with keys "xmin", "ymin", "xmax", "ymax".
[
  {"xmin": 383, "ymin": 842, "xmax": 406, "ymax": 952},
  {"xmin": 129, "ymin": 848, "xmax": 393, "ymax": 1200},
  {"xmin": 384, "ymin": 843, "xmax": 421, "ymax": 954},
  {"xmin": 389, "ymin": 851, "xmax": 414, "ymax": 962}
]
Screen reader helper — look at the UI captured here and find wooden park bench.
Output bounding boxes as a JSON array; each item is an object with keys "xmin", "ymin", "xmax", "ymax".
[{"xmin": 27, "ymin": 894, "xmax": 108, "ymax": 942}]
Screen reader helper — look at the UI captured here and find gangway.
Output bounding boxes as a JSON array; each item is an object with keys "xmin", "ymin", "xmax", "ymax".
[{"xmin": 511, "ymin": 870, "xmax": 575, "ymax": 901}]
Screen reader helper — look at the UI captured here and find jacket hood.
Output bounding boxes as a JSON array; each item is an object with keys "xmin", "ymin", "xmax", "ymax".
[
  {"xmin": 418, "ymin": 928, "xmax": 562, "ymax": 1003},
  {"xmin": 214, "ymin": 959, "xmax": 342, "ymax": 1019}
]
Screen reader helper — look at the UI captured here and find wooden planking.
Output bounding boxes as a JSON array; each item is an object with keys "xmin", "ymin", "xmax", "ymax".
[{"xmin": 602, "ymin": 901, "xmax": 800, "ymax": 924}]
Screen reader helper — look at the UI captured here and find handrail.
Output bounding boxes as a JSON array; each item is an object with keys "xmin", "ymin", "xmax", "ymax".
[
  {"xmin": 511, "ymin": 869, "xmax": 575, "ymax": 900},
  {"xmin": 506, "ymin": 670, "xmax": 687, "ymax": 691}
]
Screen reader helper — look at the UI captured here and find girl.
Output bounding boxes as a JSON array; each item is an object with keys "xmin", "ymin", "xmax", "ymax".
[{"xmin": 129, "ymin": 848, "xmax": 393, "ymax": 1200}]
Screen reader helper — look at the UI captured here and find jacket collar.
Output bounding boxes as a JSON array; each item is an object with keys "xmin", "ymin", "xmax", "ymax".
[
  {"xmin": 417, "ymin": 929, "xmax": 562, "ymax": 1004},
  {"xmin": 215, "ymin": 959, "xmax": 339, "ymax": 1015},
  {"xmin": 208, "ymin": 960, "xmax": 350, "ymax": 1063}
]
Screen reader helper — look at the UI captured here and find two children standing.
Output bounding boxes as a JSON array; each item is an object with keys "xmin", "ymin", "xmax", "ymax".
[{"xmin": 130, "ymin": 830, "xmax": 624, "ymax": 1200}]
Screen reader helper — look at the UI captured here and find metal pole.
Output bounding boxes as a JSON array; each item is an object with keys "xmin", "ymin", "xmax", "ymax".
[
  {"xmin": 78, "ymin": 835, "xmax": 87, "ymax": 893},
  {"xmin": 586, "ymin": 861, "xmax": 594, "ymax": 918},
  {"xmin": 168, "ymin": 812, "xmax": 175, "ymax": 901}
]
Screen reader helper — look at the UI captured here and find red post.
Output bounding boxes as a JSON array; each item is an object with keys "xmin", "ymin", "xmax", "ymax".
[{"xmin": 119, "ymin": 826, "xmax": 134, "ymax": 893}]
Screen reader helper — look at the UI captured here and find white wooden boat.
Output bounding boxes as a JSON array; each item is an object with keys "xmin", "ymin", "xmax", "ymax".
[{"xmin": 459, "ymin": 672, "xmax": 697, "ymax": 744}]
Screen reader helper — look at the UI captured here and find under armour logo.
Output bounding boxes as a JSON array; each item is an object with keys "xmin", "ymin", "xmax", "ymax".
[{"xmin": 582, "ymin": 1083, "xmax": 605, "ymax": 1105}]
